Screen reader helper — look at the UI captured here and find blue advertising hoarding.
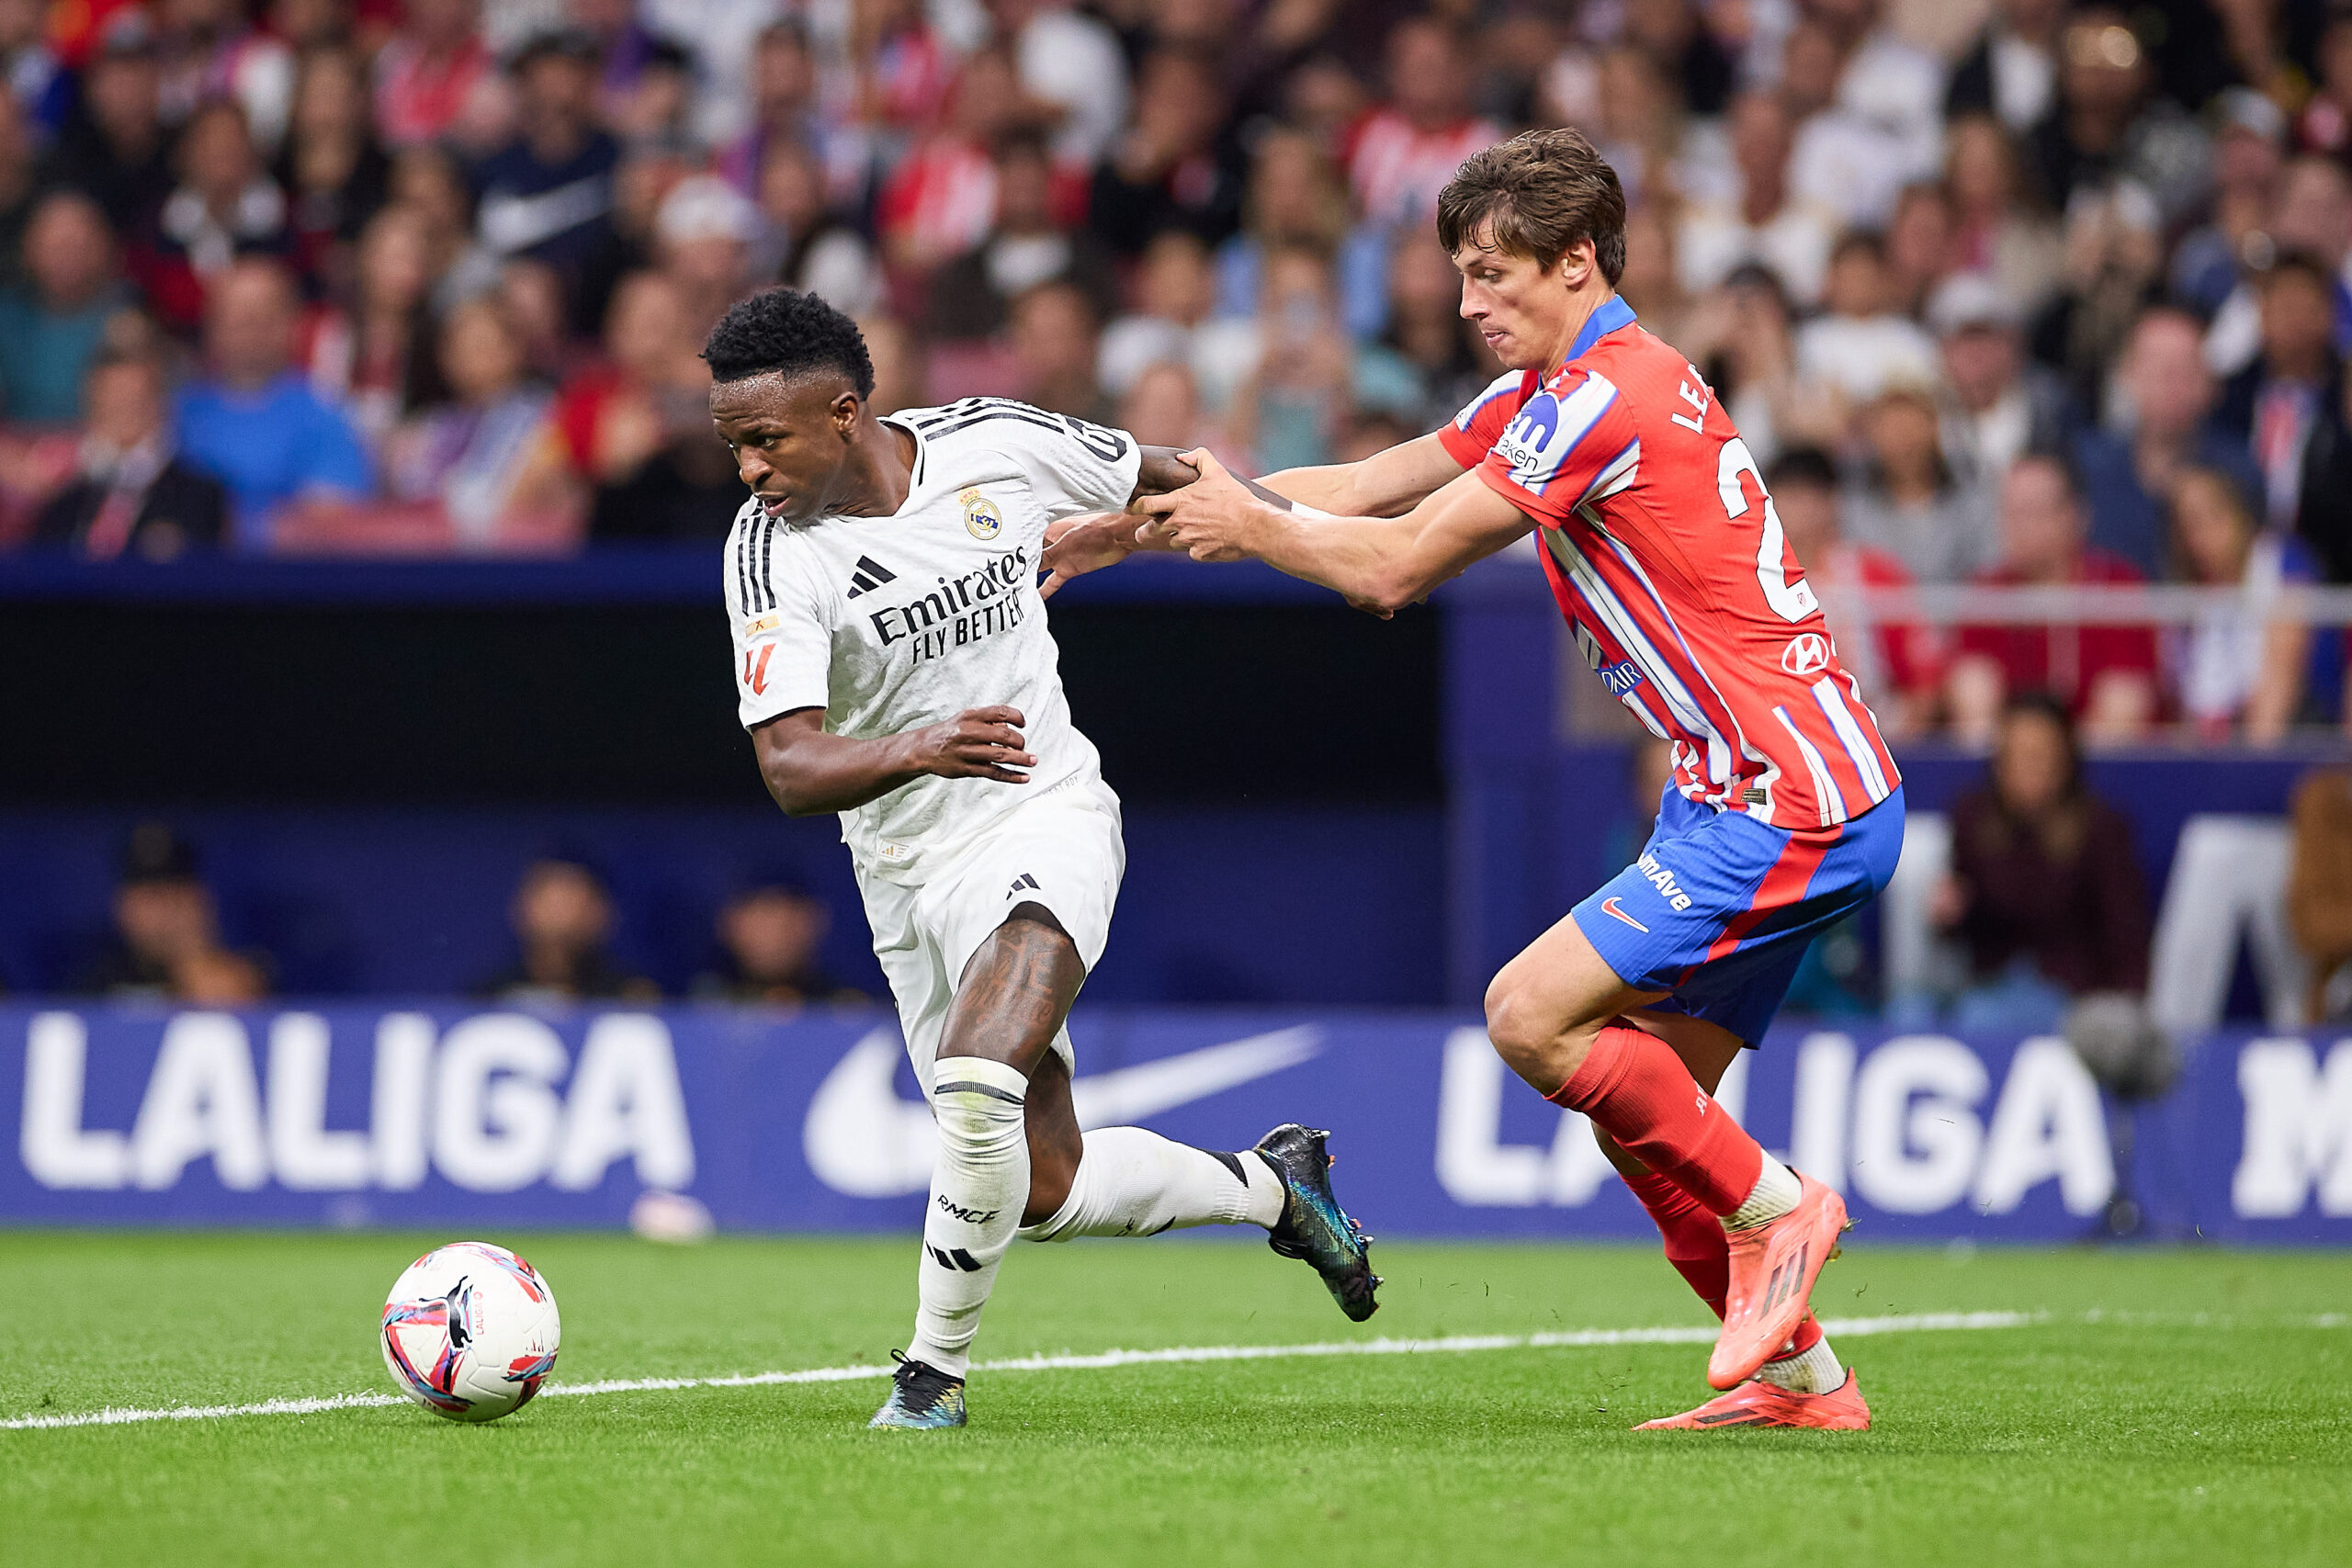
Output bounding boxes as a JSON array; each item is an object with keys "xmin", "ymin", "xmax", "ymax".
[{"xmin": 6, "ymin": 1003, "xmax": 2346, "ymax": 1243}]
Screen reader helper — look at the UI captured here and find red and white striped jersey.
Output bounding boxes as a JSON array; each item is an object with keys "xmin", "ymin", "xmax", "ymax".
[{"xmin": 1440, "ymin": 296, "xmax": 1901, "ymax": 831}]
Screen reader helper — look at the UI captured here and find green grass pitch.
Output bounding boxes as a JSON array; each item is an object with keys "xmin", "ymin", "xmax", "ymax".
[{"xmin": 3, "ymin": 1231, "xmax": 2347, "ymax": 1567}]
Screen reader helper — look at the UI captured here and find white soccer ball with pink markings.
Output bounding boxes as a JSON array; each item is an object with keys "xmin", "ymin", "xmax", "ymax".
[{"xmin": 379, "ymin": 1241, "xmax": 561, "ymax": 1422}]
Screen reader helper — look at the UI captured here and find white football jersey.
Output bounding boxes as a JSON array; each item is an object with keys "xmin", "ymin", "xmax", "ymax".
[{"xmin": 722, "ymin": 398, "xmax": 1143, "ymax": 881}]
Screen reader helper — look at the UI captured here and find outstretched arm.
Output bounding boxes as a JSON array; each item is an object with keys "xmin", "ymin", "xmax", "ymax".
[
  {"xmin": 1133, "ymin": 449, "xmax": 1532, "ymax": 615},
  {"xmin": 752, "ymin": 705, "xmax": 1039, "ymax": 817},
  {"xmin": 1256, "ymin": 430, "xmax": 1467, "ymax": 517},
  {"xmin": 1038, "ymin": 450, "xmax": 1305, "ymax": 598}
]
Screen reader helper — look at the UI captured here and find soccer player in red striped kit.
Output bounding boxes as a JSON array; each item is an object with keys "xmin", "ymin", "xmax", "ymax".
[{"xmin": 1047, "ymin": 129, "xmax": 1903, "ymax": 1429}]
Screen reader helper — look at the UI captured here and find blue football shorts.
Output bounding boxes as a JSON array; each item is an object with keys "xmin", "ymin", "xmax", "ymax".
[{"xmin": 1570, "ymin": 783, "xmax": 1906, "ymax": 1046}]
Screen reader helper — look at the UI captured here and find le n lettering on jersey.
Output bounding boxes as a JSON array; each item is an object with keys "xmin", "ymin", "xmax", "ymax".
[{"xmin": 1442, "ymin": 298, "xmax": 1900, "ymax": 831}]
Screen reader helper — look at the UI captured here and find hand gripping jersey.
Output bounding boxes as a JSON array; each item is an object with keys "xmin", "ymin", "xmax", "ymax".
[
  {"xmin": 1441, "ymin": 297, "xmax": 1900, "ymax": 831},
  {"xmin": 723, "ymin": 398, "xmax": 1142, "ymax": 879}
]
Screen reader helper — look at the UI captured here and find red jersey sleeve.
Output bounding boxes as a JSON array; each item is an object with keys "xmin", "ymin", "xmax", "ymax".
[
  {"xmin": 1472, "ymin": 367, "xmax": 1643, "ymax": 526},
  {"xmin": 1437, "ymin": 370, "xmax": 1534, "ymax": 470}
]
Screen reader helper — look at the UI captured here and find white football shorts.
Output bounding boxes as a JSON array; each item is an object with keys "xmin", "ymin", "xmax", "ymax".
[{"xmin": 858, "ymin": 778, "xmax": 1125, "ymax": 1100}]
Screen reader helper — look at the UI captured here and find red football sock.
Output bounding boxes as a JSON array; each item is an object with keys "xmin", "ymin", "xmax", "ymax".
[
  {"xmin": 1548, "ymin": 1022, "xmax": 1763, "ymax": 1216},
  {"xmin": 1621, "ymin": 1169, "xmax": 1728, "ymax": 1318}
]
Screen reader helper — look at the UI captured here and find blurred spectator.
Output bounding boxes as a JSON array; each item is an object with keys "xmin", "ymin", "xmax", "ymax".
[
  {"xmin": 1781, "ymin": 15, "xmax": 1922, "ymax": 231},
  {"xmin": 1945, "ymin": 0, "xmax": 2064, "ymax": 137},
  {"xmin": 141, "ymin": 97, "xmax": 292, "ymax": 331},
  {"xmin": 175, "ymin": 256, "xmax": 373, "ymax": 547},
  {"xmin": 34, "ymin": 349, "xmax": 227, "ymax": 558},
  {"xmin": 1841, "ymin": 383, "xmax": 1996, "ymax": 584},
  {"xmin": 1355, "ymin": 231, "xmax": 1497, "ymax": 434},
  {"xmin": 1884, "ymin": 182, "xmax": 1956, "ymax": 321},
  {"xmin": 858, "ymin": 310, "xmax": 922, "ymax": 415},
  {"xmin": 1679, "ymin": 262, "xmax": 1813, "ymax": 466},
  {"xmin": 1932, "ymin": 692, "xmax": 2150, "ymax": 1031},
  {"xmin": 157, "ymin": 0, "xmax": 297, "ymax": 154},
  {"xmin": 1676, "ymin": 90, "xmax": 1836, "ymax": 306},
  {"xmin": 0, "ymin": 190, "xmax": 133, "ymax": 423},
  {"xmin": 691, "ymin": 878, "xmax": 849, "ymax": 1005},
  {"xmin": 751, "ymin": 136, "xmax": 880, "ymax": 317},
  {"xmin": 927, "ymin": 133, "xmax": 1110, "ymax": 344},
  {"xmin": 1098, "ymin": 229, "xmax": 1256, "ymax": 413},
  {"xmin": 2296, "ymin": 351, "xmax": 2352, "ymax": 584},
  {"xmin": 2216, "ymin": 254, "xmax": 2347, "ymax": 533},
  {"xmin": 497, "ymin": 255, "xmax": 577, "ymax": 382},
  {"xmin": 474, "ymin": 855, "xmax": 656, "ymax": 1002},
  {"xmin": 570, "ymin": 0, "xmax": 666, "ymax": 129},
  {"xmin": 577, "ymin": 269, "xmax": 741, "ymax": 541},
  {"xmin": 1090, "ymin": 47, "xmax": 1242, "ymax": 257},
  {"xmin": 74, "ymin": 821, "xmax": 271, "ymax": 1003},
  {"xmin": 1230, "ymin": 243, "xmax": 1352, "ymax": 472},
  {"xmin": 2167, "ymin": 465, "xmax": 2312, "ymax": 746},
  {"xmin": 2028, "ymin": 6, "xmax": 2210, "ymax": 230},
  {"xmin": 40, "ymin": 13, "xmax": 175, "ymax": 240},
  {"xmin": 471, "ymin": 28, "xmax": 616, "ymax": 285},
  {"xmin": 373, "ymin": 0, "xmax": 500, "ymax": 151},
  {"xmin": 2171, "ymin": 88, "xmax": 2286, "ymax": 321},
  {"xmin": 0, "ymin": 88, "xmax": 26, "ymax": 271},
  {"xmin": 2206, "ymin": 155, "xmax": 2352, "ymax": 378},
  {"xmin": 1931, "ymin": 272, "xmax": 2073, "ymax": 499},
  {"xmin": 1948, "ymin": 452, "xmax": 2158, "ymax": 745},
  {"xmin": 716, "ymin": 21, "xmax": 837, "ymax": 204},
  {"xmin": 0, "ymin": 0, "xmax": 68, "ymax": 140},
  {"xmin": 992, "ymin": 0, "xmax": 1126, "ymax": 171},
  {"xmin": 2075, "ymin": 304, "xmax": 2259, "ymax": 578},
  {"xmin": 1792, "ymin": 231, "xmax": 1937, "ymax": 410},
  {"xmin": 602, "ymin": 35, "xmax": 692, "ymax": 144},
  {"xmin": 1008, "ymin": 277, "xmax": 1109, "ymax": 422},
  {"xmin": 388, "ymin": 141, "xmax": 501, "ymax": 309},
  {"xmin": 1211, "ymin": 125, "xmax": 1352, "ymax": 324},
  {"xmin": 1806, "ymin": 0, "xmax": 1943, "ymax": 206},
  {"xmin": 1771, "ymin": 445, "xmax": 1941, "ymax": 735},
  {"xmin": 1342, "ymin": 17, "xmax": 1499, "ymax": 234},
  {"xmin": 1943, "ymin": 112, "xmax": 2064, "ymax": 314},
  {"xmin": 1614, "ymin": 204, "xmax": 1693, "ymax": 355},
  {"xmin": 652, "ymin": 173, "xmax": 756, "ymax": 337},
  {"xmin": 1117, "ymin": 359, "xmax": 1221, "ymax": 457},
  {"xmin": 277, "ymin": 43, "xmax": 390, "ymax": 290},
  {"xmin": 383, "ymin": 294, "xmax": 578, "ymax": 547},
  {"xmin": 2299, "ymin": 8, "xmax": 2352, "ymax": 159},
  {"xmin": 877, "ymin": 45, "xmax": 1024, "ymax": 283}
]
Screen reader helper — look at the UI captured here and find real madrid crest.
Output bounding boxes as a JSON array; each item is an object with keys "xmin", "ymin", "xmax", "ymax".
[{"xmin": 960, "ymin": 486, "xmax": 1003, "ymax": 541}]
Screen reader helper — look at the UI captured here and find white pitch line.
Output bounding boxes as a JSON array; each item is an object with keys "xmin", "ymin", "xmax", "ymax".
[
  {"xmin": 0, "ymin": 1310, "xmax": 2041, "ymax": 1433},
  {"xmin": 19, "ymin": 1307, "xmax": 2343, "ymax": 1434}
]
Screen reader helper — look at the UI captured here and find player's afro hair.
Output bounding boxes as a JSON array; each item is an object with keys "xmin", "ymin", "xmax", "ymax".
[{"xmin": 701, "ymin": 288, "xmax": 875, "ymax": 396}]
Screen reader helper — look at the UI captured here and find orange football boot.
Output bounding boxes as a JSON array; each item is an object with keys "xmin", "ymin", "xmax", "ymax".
[
  {"xmin": 1635, "ymin": 1371, "xmax": 1871, "ymax": 1430},
  {"xmin": 1708, "ymin": 1173, "xmax": 1849, "ymax": 1390}
]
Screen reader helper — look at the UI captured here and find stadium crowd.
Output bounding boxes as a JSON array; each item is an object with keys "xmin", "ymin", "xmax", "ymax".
[{"xmin": 3, "ymin": 0, "xmax": 2352, "ymax": 742}]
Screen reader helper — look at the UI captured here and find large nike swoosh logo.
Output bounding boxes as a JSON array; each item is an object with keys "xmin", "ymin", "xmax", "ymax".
[{"xmin": 801, "ymin": 1025, "xmax": 1326, "ymax": 1198}]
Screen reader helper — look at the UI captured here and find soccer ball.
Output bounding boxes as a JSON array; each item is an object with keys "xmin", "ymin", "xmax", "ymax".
[{"xmin": 379, "ymin": 1241, "xmax": 561, "ymax": 1422}]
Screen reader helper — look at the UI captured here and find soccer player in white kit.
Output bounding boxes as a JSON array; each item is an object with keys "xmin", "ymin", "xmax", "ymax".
[{"xmin": 706, "ymin": 288, "xmax": 1379, "ymax": 1430}]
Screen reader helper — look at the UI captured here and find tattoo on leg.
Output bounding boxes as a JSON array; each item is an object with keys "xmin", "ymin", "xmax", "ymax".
[{"xmin": 940, "ymin": 909, "xmax": 1085, "ymax": 1073}]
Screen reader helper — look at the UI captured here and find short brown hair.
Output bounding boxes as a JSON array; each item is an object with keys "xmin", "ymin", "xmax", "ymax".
[{"xmin": 1436, "ymin": 128, "xmax": 1626, "ymax": 286}]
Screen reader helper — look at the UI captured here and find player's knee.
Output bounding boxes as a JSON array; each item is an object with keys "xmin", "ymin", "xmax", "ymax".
[{"xmin": 1483, "ymin": 976, "xmax": 1589, "ymax": 1093}]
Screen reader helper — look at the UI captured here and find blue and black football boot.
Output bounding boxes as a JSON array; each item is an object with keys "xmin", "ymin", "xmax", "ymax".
[
  {"xmin": 869, "ymin": 1351, "xmax": 967, "ymax": 1429},
  {"xmin": 1254, "ymin": 1123, "xmax": 1381, "ymax": 1322}
]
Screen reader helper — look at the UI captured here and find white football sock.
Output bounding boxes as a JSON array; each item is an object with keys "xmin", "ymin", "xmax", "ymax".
[
  {"xmin": 1020, "ymin": 1127, "xmax": 1285, "ymax": 1243},
  {"xmin": 905, "ymin": 1057, "xmax": 1030, "ymax": 1379},
  {"xmin": 1755, "ymin": 1331, "xmax": 1846, "ymax": 1394},
  {"xmin": 1722, "ymin": 1152, "xmax": 1803, "ymax": 1231}
]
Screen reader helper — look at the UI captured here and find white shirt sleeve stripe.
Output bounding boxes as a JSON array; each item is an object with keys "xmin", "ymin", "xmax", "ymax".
[
  {"xmin": 1810, "ymin": 676, "xmax": 1894, "ymax": 804},
  {"xmin": 1773, "ymin": 705, "xmax": 1848, "ymax": 828}
]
